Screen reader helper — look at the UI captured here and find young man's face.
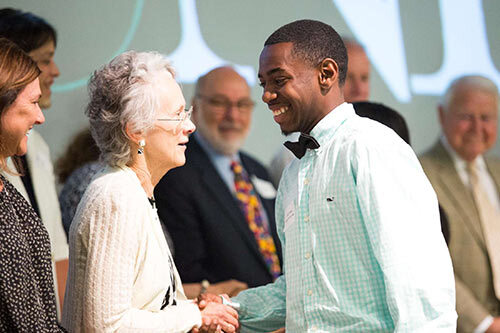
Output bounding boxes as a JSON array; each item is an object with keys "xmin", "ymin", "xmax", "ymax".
[{"xmin": 258, "ymin": 42, "xmax": 322, "ymax": 135}]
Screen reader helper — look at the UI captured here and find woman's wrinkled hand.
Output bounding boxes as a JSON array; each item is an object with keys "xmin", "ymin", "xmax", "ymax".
[{"xmin": 191, "ymin": 301, "xmax": 239, "ymax": 333}]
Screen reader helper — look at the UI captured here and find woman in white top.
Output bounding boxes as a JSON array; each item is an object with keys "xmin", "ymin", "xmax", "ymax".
[{"xmin": 62, "ymin": 51, "xmax": 238, "ymax": 333}]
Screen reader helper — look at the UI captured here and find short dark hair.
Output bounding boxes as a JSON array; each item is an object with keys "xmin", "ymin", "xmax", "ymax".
[
  {"xmin": 265, "ymin": 19, "xmax": 347, "ymax": 86},
  {"xmin": 353, "ymin": 102, "xmax": 411, "ymax": 145},
  {"xmin": 0, "ymin": 8, "xmax": 57, "ymax": 53}
]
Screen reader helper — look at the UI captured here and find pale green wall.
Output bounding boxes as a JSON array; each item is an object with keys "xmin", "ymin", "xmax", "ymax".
[{"xmin": 4, "ymin": 0, "xmax": 500, "ymax": 170}]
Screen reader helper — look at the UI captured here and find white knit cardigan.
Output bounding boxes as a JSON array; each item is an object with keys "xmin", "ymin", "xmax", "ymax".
[{"xmin": 62, "ymin": 166, "xmax": 201, "ymax": 332}]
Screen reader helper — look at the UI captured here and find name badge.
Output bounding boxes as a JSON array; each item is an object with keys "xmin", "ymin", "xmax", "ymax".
[{"xmin": 251, "ymin": 175, "xmax": 277, "ymax": 199}]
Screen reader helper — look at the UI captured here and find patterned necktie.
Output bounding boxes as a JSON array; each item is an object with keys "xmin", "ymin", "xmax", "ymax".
[
  {"xmin": 467, "ymin": 161, "xmax": 500, "ymax": 298},
  {"xmin": 231, "ymin": 160, "xmax": 281, "ymax": 279}
]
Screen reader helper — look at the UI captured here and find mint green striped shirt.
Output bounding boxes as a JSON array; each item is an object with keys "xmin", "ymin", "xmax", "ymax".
[{"xmin": 233, "ymin": 103, "xmax": 456, "ymax": 332}]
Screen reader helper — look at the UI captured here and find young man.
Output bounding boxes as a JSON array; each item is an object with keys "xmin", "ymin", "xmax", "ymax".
[
  {"xmin": 227, "ymin": 19, "xmax": 456, "ymax": 332},
  {"xmin": 268, "ymin": 37, "xmax": 372, "ymax": 188}
]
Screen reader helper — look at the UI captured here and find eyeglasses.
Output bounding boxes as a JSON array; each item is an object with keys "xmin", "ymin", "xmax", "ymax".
[
  {"xmin": 157, "ymin": 106, "xmax": 193, "ymax": 134},
  {"xmin": 196, "ymin": 94, "xmax": 255, "ymax": 114}
]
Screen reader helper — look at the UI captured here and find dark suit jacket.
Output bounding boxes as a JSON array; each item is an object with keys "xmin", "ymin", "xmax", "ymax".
[
  {"xmin": 154, "ymin": 136, "xmax": 282, "ymax": 288},
  {"xmin": 420, "ymin": 141, "xmax": 500, "ymax": 333}
]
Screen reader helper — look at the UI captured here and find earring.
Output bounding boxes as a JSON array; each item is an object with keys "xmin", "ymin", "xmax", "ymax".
[{"xmin": 138, "ymin": 139, "xmax": 145, "ymax": 155}]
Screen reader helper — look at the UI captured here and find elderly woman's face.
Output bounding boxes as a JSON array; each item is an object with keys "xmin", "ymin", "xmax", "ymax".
[
  {"xmin": 143, "ymin": 71, "xmax": 195, "ymax": 170},
  {"xmin": 0, "ymin": 78, "xmax": 44, "ymax": 157}
]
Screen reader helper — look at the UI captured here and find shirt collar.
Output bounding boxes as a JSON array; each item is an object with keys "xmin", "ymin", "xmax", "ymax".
[
  {"xmin": 194, "ymin": 131, "xmax": 240, "ymax": 164},
  {"xmin": 440, "ymin": 135, "xmax": 487, "ymax": 171},
  {"xmin": 309, "ymin": 102, "xmax": 355, "ymax": 149}
]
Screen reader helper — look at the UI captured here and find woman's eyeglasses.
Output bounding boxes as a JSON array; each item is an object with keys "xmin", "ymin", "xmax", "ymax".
[{"xmin": 157, "ymin": 106, "xmax": 193, "ymax": 134}]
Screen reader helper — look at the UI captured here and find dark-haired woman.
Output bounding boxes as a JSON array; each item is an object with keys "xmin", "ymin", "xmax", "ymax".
[
  {"xmin": 0, "ymin": 37, "xmax": 65, "ymax": 332},
  {"xmin": 0, "ymin": 8, "xmax": 68, "ymax": 312}
]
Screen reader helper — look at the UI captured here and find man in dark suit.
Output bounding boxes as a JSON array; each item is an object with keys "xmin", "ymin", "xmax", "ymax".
[
  {"xmin": 155, "ymin": 66, "xmax": 282, "ymax": 297},
  {"xmin": 419, "ymin": 75, "xmax": 500, "ymax": 333}
]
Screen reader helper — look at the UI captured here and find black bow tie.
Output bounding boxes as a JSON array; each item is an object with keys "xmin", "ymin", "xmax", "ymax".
[{"xmin": 284, "ymin": 133, "xmax": 320, "ymax": 159}]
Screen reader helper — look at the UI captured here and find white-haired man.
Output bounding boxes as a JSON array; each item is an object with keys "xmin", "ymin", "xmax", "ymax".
[{"xmin": 420, "ymin": 75, "xmax": 500, "ymax": 333}]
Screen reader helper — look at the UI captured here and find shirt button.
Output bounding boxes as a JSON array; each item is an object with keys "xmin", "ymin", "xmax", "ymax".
[
  {"xmin": 304, "ymin": 215, "xmax": 310, "ymax": 222},
  {"xmin": 307, "ymin": 289, "xmax": 313, "ymax": 296},
  {"xmin": 305, "ymin": 252, "xmax": 311, "ymax": 259},
  {"xmin": 304, "ymin": 178, "xmax": 309, "ymax": 185}
]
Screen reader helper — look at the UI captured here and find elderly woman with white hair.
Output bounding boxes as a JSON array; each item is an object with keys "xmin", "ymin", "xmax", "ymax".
[{"xmin": 62, "ymin": 51, "xmax": 238, "ymax": 333}]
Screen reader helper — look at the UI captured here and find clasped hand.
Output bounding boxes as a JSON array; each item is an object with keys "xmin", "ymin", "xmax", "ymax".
[{"xmin": 191, "ymin": 293, "xmax": 238, "ymax": 333}]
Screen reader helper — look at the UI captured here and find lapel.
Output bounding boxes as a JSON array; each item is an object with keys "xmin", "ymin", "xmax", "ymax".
[
  {"xmin": 187, "ymin": 137, "xmax": 270, "ymax": 270},
  {"xmin": 483, "ymin": 157, "xmax": 500, "ymax": 299},
  {"xmin": 430, "ymin": 142, "xmax": 486, "ymax": 246},
  {"xmin": 486, "ymin": 157, "xmax": 500, "ymax": 193}
]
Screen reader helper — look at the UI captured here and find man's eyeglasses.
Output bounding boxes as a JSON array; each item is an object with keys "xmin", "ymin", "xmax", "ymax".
[
  {"xmin": 196, "ymin": 94, "xmax": 255, "ymax": 114},
  {"xmin": 157, "ymin": 106, "xmax": 193, "ymax": 134}
]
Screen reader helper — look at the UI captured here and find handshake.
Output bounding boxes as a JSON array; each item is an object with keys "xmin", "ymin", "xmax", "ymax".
[
  {"xmin": 191, "ymin": 293, "xmax": 286, "ymax": 333},
  {"xmin": 191, "ymin": 293, "xmax": 239, "ymax": 333}
]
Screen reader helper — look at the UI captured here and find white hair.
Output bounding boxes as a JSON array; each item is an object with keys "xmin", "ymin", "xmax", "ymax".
[
  {"xmin": 85, "ymin": 50, "xmax": 175, "ymax": 167},
  {"xmin": 440, "ymin": 75, "xmax": 499, "ymax": 111}
]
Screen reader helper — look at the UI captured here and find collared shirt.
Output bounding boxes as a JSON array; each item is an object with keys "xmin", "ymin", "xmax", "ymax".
[
  {"xmin": 194, "ymin": 132, "xmax": 272, "ymax": 229},
  {"xmin": 441, "ymin": 136, "xmax": 500, "ymax": 213},
  {"xmin": 269, "ymin": 132, "xmax": 299, "ymax": 187},
  {"xmin": 440, "ymin": 139, "xmax": 499, "ymax": 333},
  {"xmin": 233, "ymin": 103, "xmax": 456, "ymax": 332},
  {"xmin": 195, "ymin": 132, "xmax": 240, "ymax": 191}
]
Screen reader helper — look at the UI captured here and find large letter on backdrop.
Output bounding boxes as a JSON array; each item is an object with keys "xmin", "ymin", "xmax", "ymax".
[
  {"xmin": 333, "ymin": 0, "xmax": 411, "ymax": 102},
  {"xmin": 411, "ymin": 0, "xmax": 500, "ymax": 96}
]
